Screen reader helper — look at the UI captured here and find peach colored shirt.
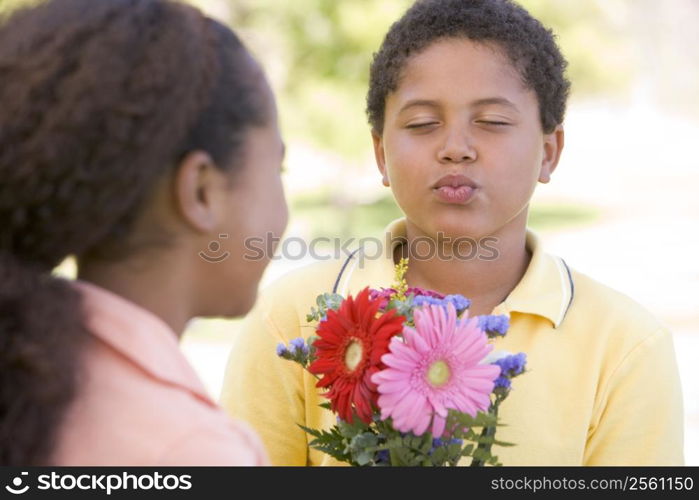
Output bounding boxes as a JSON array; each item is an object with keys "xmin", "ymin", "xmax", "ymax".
[{"xmin": 51, "ymin": 281, "xmax": 268, "ymax": 466}]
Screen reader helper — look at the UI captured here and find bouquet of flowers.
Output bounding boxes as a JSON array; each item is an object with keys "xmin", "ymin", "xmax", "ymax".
[{"xmin": 276, "ymin": 259, "xmax": 527, "ymax": 466}]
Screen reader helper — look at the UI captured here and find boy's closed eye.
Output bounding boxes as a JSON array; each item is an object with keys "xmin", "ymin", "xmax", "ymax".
[
  {"xmin": 474, "ymin": 114, "xmax": 517, "ymax": 128},
  {"xmin": 405, "ymin": 119, "xmax": 514, "ymax": 131},
  {"xmin": 476, "ymin": 119, "xmax": 512, "ymax": 126},
  {"xmin": 406, "ymin": 121, "xmax": 440, "ymax": 129}
]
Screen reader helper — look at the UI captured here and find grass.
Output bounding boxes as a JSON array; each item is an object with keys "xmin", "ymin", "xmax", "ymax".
[{"xmin": 528, "ymin": 202, "xmax": 600, "ymax": 231}]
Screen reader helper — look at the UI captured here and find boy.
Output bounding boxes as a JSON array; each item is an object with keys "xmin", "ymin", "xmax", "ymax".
[{"xmin": 221, "ymin": 0, "xmax": 683, "ymax": 465}]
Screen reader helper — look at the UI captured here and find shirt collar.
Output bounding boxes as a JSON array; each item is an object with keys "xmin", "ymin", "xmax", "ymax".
[
  {"xmin": 74, "ymin": 280, "xmax": 215, "ymax": 404},
  {"xmin": 501, "ymin": 230, "xmax": 574, "ymax": 328},
  {"xmin": 342, "ymin": 218, "xmax": 573, "ymax": 328}
]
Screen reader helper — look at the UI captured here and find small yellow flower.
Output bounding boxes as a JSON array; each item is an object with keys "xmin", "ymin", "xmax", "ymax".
[{"xmin": 392, "ymin": 258, "xmax": 409, "ymax": 301}]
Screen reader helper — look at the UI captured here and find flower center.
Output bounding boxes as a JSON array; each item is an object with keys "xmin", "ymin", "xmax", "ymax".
[
  {"xmin": 344, "ymin": 339, "xmax": 363, "ymax": 372},
  {"xmin": 426, "ymin": 360, "xmax": 450, "ymax": 387}
]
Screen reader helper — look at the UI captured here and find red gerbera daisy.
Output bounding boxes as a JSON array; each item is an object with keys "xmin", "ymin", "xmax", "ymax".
[{"xmin": 308, "ymin": 287, "xmax": 405, "ymax": 424}]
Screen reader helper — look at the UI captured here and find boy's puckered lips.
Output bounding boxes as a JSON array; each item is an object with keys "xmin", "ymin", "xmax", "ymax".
[
  {"xmin": 432, "ymin": 174, "xmax": 479, "ymax": 204},
  {"xmin": 432, "ymin": 174, "xmax": 479, "ymax": 190}
]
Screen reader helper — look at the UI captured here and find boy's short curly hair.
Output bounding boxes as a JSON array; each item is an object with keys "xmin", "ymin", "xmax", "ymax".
[{"xmin": 367, "ymin": 0, "xmax": 571, "ymax": 134}]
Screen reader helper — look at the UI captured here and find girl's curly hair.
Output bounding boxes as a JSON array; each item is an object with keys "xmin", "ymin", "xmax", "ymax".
[{"xmin": 0, "ymin": 0, "xmax": 268, "ymax": 465}]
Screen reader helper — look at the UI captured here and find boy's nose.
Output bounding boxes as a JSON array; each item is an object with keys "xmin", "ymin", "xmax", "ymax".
[{"xmin": 437, "ymin": 130, "xmax": 477, "ymax": 164}]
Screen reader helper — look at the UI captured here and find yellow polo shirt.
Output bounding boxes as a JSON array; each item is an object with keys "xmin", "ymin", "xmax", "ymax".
[{"xmin": 221, "ymin": 219, "xmax": 684, "ymax": 466}]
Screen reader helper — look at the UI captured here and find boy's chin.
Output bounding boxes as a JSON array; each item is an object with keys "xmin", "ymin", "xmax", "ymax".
[{"xmin": 416, "ymin": 213, "xmax": 491, "ymax": 241}]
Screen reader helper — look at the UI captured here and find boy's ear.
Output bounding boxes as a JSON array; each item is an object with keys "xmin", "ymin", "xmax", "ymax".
[
  {"xmin": 372, "ymin": 131, "xmax": 390, "ymax": 187},
  {"xmin": 539, "ymin": 124, "xmax": 565, "ymax": 184},
  {"xmin": 173, "ymin": 150, "xmax": 226, "ymax": 233}
]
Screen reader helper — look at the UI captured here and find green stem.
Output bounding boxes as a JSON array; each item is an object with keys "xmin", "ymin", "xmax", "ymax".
[{"xmin": 470, "ymin": 393, "xmax": 505, "ymax": 467}]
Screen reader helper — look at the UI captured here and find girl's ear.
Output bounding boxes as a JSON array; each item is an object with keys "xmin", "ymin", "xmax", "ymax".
[
  {"xmin": 372, "ymin": 130, "xmax": 390, "ymax": 187},
  {"xmin": 539, "ymin": 125, "xmax": 565, "ymax": 184},
  {"xmin": 172, "ymin": 150, "xmax": 226, "ymax": 233}
]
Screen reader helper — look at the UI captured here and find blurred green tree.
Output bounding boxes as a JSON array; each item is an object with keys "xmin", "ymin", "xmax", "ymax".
[{"xmin": 194, "ymin": 0, "xmax": 639, "ymax": 156}]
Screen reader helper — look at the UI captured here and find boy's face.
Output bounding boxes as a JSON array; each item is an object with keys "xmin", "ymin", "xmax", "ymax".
[{"xmin": 373, "ymin": 38, "xmax": 563, "ymax": 241}]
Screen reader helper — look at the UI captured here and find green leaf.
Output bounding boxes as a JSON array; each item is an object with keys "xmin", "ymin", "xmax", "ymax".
[
  {"xmin": 390, "ymin": 447, "xmax": 421, "ymax": 466},
  {"xmin": 429, "ymin": 447, "xmax": 447, "ymax": 466},
  {"xmin": 337, "ymin": 416, "xmax": 371, "ymax": 439},
  {"xmin": 306, "ymin": 308, "xmax": 318, "ymax": 323},
  {"xmin": 468, "ymin": 447, "xmax": 503, "ymax": 467},
  {"xmin": 378, "ymin": 433, "xmax": 441, "ymax": 466},
  {"xmin": 384, "ymin": 436, "xmax": 405, "ymax": 450},
  {"xmin": 386, "ymin": 297, "xmax": 415, "ymax": 322},
  {"xmin": 312, "ymin": 443, "xmax": 351, "ymax": 463},
  {"xmin": 418, "ymin": 435, "xmax": 433, "ymax": 455},
  {"xmin": 307, "ymin": 293, "xmax": 345, "ymax": 323},
  {"xmin": 445, "ymin": 443, "xmax": 463, "ymax": 465},
  {"xmin": 298, "ymin": 424, "xmax": 352, "ymax": 464},
  {"xmin": 319, "ymin": 293, "xmax": 344, "ymax": 311},
  {"xmin": 348, "ymin": 433, "xmax": 379, "ymax": 466},
  {"xmin": 474, "ymin": 435, "xmax": 516, "ymax": 447},
  {"xmin": 487, "ymin": 454, "xmax": 502, "ymax": 466},
  {"xmin": 446, "ymin": 409, "xmax": 499, "ymax": 430},
  {"xmin": 298, "ymin": 424, "xmax": 325, "ymax": 440}
]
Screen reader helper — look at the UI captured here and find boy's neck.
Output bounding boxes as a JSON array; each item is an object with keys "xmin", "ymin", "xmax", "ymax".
[{"xmin": 399, "ymin": 213, "xmax": 531, "ymax": 317}]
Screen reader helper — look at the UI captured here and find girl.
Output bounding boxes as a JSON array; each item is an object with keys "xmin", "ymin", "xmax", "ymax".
[
  {"xmin": 0, "ymin": 0, "xmax": 287, "ymax": 465},
  {"xmin": 221, "ymin": 0, "xmax": 683, "ymax": 465}
]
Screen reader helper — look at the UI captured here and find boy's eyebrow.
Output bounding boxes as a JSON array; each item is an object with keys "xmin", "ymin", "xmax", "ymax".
[
  {"xmin": 398, "ymin": 99, "xmax": 440, "ymax": 113},
  {"xmin": 471, "ymin": 97, "xmax": 520, "ymax": 112},
  {"xmin": 398, "ymin": 97, "xmax": 520, "ymax": 113}
]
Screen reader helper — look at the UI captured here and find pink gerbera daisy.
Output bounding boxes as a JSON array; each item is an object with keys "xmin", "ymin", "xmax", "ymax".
[{"xmin": 371, "ymin": 303, "xmax": 500, "ymax": 437}]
